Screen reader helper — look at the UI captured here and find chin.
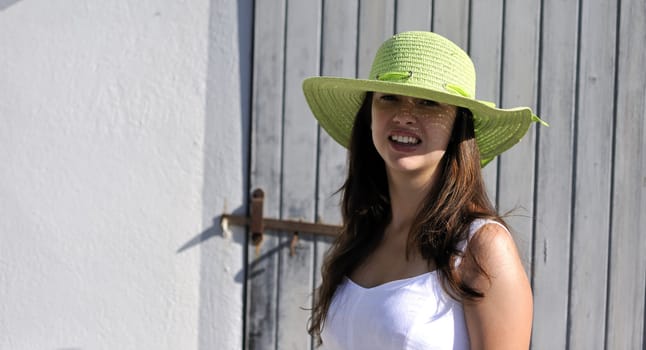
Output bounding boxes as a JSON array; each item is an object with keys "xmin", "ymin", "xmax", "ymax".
[
  {"xmin": 388, "ymin": 154, "xmax": 442, "ymax": 172},
  {"xmin": 387, "ymin": 160, "xmax": 431, "ymax": 174}
]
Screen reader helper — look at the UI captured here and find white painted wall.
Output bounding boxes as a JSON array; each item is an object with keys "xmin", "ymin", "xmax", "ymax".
[{"xmin": 0, "ymin": 0, "xmax": 249, "ymax": 349}]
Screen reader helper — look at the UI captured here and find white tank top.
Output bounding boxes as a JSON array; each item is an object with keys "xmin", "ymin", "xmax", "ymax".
[{"xmin": 320, "ymin": 219, "xmax": 503, "ymax": 350}]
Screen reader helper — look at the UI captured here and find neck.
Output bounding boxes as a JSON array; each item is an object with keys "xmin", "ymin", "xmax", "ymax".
[{"xmin": 386, "ymin": 166, "xmax": 440, "ymax": 233}]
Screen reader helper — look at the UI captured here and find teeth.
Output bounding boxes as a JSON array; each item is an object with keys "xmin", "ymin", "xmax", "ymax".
[{"xmin": 390, "ymin": 135, "xmax": 419, "ymax": 144}]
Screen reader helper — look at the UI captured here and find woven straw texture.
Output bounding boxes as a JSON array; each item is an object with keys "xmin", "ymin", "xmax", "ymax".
[{"xmin": 302, "ymin": 31, "xmax": 542, "ymax": 166}]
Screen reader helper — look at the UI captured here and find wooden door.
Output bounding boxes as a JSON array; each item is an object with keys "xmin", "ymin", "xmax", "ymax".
[{"xmin": 244, "ymin": 1, "xmax": 646, "ymax": 349}]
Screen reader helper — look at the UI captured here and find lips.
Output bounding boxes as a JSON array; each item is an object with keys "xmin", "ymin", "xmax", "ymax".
[
  {"xmin": 389, "ymin": 135, "xmax": 420, "ymax": 145},
  {"xmin": 388, "ymin": 129, "xmax": 422, "ymax": 146}
]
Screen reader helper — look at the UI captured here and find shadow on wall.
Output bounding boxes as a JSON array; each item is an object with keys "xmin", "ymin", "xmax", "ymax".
[
  {"xmin": 177, "ymin": 212, "xmax": 296, "ymax": 285},
  {"xmin": 0, "ymin": 0, "xmax": 21, "ymax": 11},
  {"xmin": 176, "ymin": 210, "xmax": 245, "ymax": 259}
]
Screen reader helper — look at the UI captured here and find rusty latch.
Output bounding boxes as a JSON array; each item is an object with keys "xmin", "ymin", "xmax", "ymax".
[{"xmin": 221, "ymin": 188, "xmax": 341, "ymax": 255}]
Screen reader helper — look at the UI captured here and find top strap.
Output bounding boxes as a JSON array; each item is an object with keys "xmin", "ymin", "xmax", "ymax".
[{"xmin": 454, "ymin": 219, "xmax": 509, "ymax": 267}]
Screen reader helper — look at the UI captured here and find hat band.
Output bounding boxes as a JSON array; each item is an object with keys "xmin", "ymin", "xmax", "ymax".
[
  {"xmin": 443, "ymin": 83, "xmax": 472, "ymax": 98},
  {"xmin": 376, "ymin": 71, "xmax": 413, "ymax": 81}
]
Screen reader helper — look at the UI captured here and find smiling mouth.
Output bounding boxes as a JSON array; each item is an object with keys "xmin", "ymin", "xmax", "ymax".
[{"xmin": 389, "ymin": 135, "xmax": 421, "ymax": 145}]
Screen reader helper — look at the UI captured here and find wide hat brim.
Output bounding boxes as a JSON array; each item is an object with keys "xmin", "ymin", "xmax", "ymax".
[{"xmin": 303, "ymin": 76, "xmax": 541, "ymax": 167}]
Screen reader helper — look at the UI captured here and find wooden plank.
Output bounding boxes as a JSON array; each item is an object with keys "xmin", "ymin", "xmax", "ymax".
[
  {"xmin": 395, "ymin": 0, "xmax": 431, "ymax": 33},
  {"xmin": 468, "ymin": 0, "xmax": 503, "ymax": 207},
  {"xmin": 496, "ymin": 0, "xmax": 541, "ymax": 275},
  {"xmin": 313, "ymin": 0, "xmax": 358, "ymax": 326},
  {"xmin": 275, "ymin": 0, "xmax": 321, "ymax": 349},
  {"xmin": 246, "ymin": 0, "xmax": 286, "ymax": 348},
  {"xmin": 605, "ymin": 0, "xmax": 646, "ymax": 348},
  {"xmin": 245, "ymin": 2, "xmax": 646, "ymax": 350},
  {"xmin": 319, "ymin": 0, "xmax": 359, "ymax": 80},
  {"xmin": 357, "ymin": 0, "xmax": 395, "ymax": 79},
  {"xmin": 530, "ymin": 0, "xmax": 578, "ymax": 348},
  {"xmin": 316, "ymin": 0, "xmax": 358, "ymax": 229},
  {"xmin": 643, "ymin": 87, "xmax": 646, "ymax": 349},
  {"xmin": 643, "ymin": 97, "xmax": 646, "ymax": 349},
  {"xmin": 432, "ymin": 0, "xmax": 469, "ymax": 47},
  {"xmin": 315, "ymin": 0, "xmax": 358, "ymax": 269},
  {"xmin": 568, "ymin": 0, "xmax": 617, "ymax": 348}
]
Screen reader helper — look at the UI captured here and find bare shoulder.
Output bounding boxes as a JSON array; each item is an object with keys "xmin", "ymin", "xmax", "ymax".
[
  {"xmin": 466, "ymin": 222, "xmax": 523, "ymax": 274},
  {"xmin": 460, "ymin": 222, "xmax": 533, "ymax": 350},
  {"xmin": 459, "ymin": 222, "xmax": 525, "ymax": 285}
]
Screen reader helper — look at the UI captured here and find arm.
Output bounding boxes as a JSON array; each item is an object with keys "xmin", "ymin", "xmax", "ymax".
[{"xmin": 459, "ymin": 223, "xmax": 533, "ymax": 350}]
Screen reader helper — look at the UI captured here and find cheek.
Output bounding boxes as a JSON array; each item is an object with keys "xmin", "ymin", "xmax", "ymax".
[
  {"xmin": 370, "ymin": 110, "xmax": 388, "ymax": 136},
  {"xmin": 426, "ymin": 118, "xmax": 453, "ymax": 135},
  {"xmin": 370, "ymin": 112, "xmax": 391, "ymax": 155},
  {"xmin": 419, "ymin": 114, "xmax": 455, "ymax": 141}
]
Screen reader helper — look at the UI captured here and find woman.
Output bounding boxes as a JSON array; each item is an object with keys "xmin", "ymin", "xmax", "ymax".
[{"xmin": 302, "ymin": 31, "xmax": 546, "ymax": 349}]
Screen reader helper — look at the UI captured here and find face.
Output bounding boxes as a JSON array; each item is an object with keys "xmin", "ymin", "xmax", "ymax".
[{"xmin": 370, "ymin": 92, "xmax": 457, "ymax": 177}]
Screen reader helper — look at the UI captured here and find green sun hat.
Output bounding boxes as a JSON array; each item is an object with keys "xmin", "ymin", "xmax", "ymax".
[{"xmin": 302, "ymin": 31, "xmax": 547, "ymax": 167}]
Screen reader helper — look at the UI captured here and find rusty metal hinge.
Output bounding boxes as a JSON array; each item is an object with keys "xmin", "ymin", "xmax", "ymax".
[{"xmin": 221, "ymin": 188, "xmax": 341, "ymax": 255}]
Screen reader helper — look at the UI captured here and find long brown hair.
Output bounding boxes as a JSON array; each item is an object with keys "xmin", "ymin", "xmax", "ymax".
[{"xmin": 308, "ymin": 92, "xmax": 504, "ymax": 345}]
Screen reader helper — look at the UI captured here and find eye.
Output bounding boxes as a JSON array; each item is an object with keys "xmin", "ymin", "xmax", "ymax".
[
  {"xmin": 419, "ymin": 99, "xmax": 439, "ymax": 107},
  {"xmin": 378, "ymin": 94, "xmax": 398, "ymax": 102}
]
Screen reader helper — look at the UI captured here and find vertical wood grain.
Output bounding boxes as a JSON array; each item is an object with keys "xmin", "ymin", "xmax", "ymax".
[
  {"xmin": 432, "ymin": 0, "xmax": 469, "ymax": 48},
  {"xmin": 244, "ymin": 1, "xmax": 646, "ymax": 348},
  {"xmin": 275, "ymin": 0, "xmax": 322, "ymax": 348},
  {"xmin": 497, "ymin": 0, "xmax": 541, "ymax": 275},
  {"xmin": 531, "ymin": 0, "xmax": 579, "ymax": 348},
  {"xmin": 605, "ymin": 0, "xmax": 646, "ymax": 348},
  {"xmin": 357, "ymin": 0, "xmax": 395, "ymax": 79},
  {"xmin": 468, "ymin": 0, "xmax": 503, "ymax": 205},
  {"xmin": 246, "ymin": 0, "xmax": 286, "ymax": 349},
  {"xmin": 313, "ymin": 0, "xmax": 359, "ymax": 345},
  {"xmin": 395, "ymin": 0, "xmax": 432, "ymax": 33},
  {"xmin": 643, "ymin": 131, "xmax": 646, "ymax": 350},
  {"xmin": 315, "ymin": 0, "xmax": 358, "ymax": 251},
  {"xmin": 568, "ymin": 0, "xmax": 617, "ymax": 348}
]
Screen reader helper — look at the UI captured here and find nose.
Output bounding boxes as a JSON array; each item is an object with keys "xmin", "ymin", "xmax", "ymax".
[{"xmin": 392, "ymin": 106, "xmax": 416, "ymax": 125}]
